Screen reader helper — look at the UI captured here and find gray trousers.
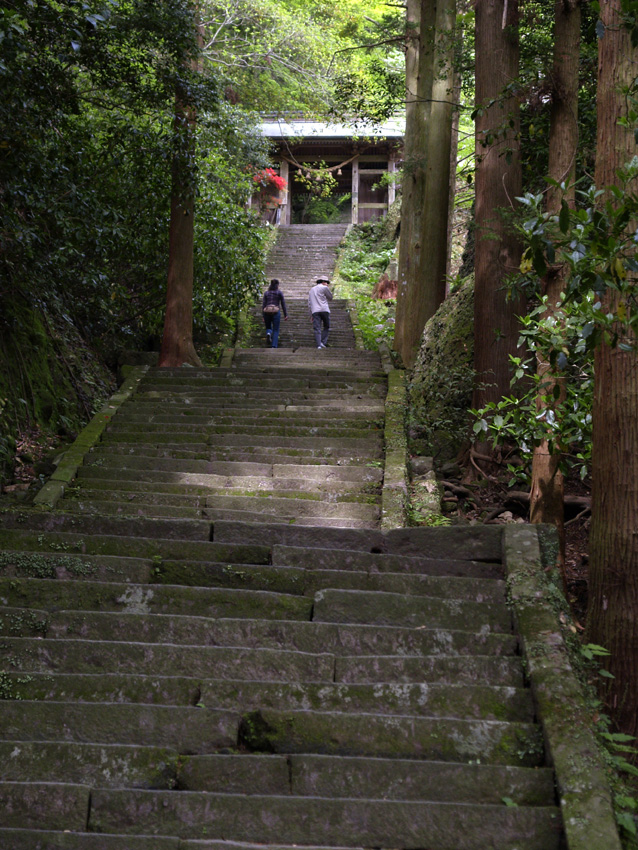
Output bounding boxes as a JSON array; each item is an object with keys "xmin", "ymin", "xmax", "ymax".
[{"xmin": 312, "ymin": 311, "xmax": 330, "ymax": 346}]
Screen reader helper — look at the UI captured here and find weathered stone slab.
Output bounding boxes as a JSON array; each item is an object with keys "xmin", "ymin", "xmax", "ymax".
[
  {"xmin": 0, "ymin": 741, "xmax": 179, "ymax": 788},
  {"xmin": 0, "ymin": 512, "xmax": 211, "ymax": 541},
  {"xmin": 239, "ymin": 708, "xmax": 544, "ymax": 766},
  {"xmin": 0, "ymin": 531, "xmax": 271, "ymax": 565},
  {"xmin": 272, "ymin": 544, "xmax": 505, "ymax": 578},
  {"xmin": 45, "ymin": 612, "xmax": 517, "ymax": 657},
  {"xmin": 312, "ymin": 588, "xmax": 512, "ymax": 633},
  {"xmin": 88, "ymin": 789, "xmax": 561, "ymax": 848},
  {"xmin": 0, "ymin": 703, "xmax": 237, "ymax": 752},
  {"xmin": 0, "ymin": 550, "xmax": 151, "ymax": 583},
  {"xmin": 0, "ymin": 830, "xmax": 179, "ymax": 849},
  {"xmin": 198, "ymin": 680, "xmax": 533, "ymax": 722},
  {"xmin": 384, "ymin": 525, "xmax": 503, "ymax": 561},
  {"xmin": 2, "ymin": 637, "xmax": 334, "ymax": 681},
  {"xmin": 0, "ymin": 578, "xmax": 311, "ymax": 620},
  {"xmin": 178, "ymin": 753, "xmax": 290, "ymax": 793},
  {"xmin": 335, "ymin": 654, "xmax": 524, "ymax": 687},
  {"xmin": 0, "ymin": 782, "xmax": 90, "ymax": 831},
  {"xmin": 0, "ymin": 671, "xmax": 200, "ymax": 705},
  {"xmin": 289, "ymin": 754, "xmax": 556, "ymax": 805}
]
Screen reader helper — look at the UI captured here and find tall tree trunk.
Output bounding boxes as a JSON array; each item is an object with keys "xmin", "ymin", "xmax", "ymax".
[
  {"xmin": 395, "ymin": 0, "xmax": 456, "ymax": 368},
  {"xmin": 586, "ymin": 0, "xmax": 638, "ymax": 739},
  {"xmin": 472, "ymin": 0, "xmax": 523, "ymax": 413},
  {"xmin": 529, "ymin": 0, "xmax": 581, "ymax": 570},
  {"xmin": 159, "ymin": 7, "xmax": 203, "ymax": 368},
  {"xmin": 394, "ymin": 0, "xmax": 436, "ymax": 365}
]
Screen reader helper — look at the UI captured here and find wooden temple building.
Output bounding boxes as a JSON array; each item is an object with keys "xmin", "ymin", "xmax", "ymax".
[{"xmin": 255, "ymin": 119, "xmax": 404, "ymax": 226}]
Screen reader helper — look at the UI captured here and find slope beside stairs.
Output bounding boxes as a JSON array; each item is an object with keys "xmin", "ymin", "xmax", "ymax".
[{"xmin": 0, "ymin": 261, "xmax": 611, "ymax": 848}]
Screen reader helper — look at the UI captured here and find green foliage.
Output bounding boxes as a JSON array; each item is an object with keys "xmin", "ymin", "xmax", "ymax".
[{"xmin": 333, "ymin": 218, "xmax": 397, "ymax": 350}]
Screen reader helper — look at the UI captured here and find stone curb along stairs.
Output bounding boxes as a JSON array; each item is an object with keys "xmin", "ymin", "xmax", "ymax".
[{"xmin": 0, "ymin": 237, "xmax": 621, "ymax": 849}]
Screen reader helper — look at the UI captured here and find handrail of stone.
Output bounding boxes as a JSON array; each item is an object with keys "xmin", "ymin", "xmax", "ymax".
[
  {"xmin": 504, "ymin": 524, "xmax": 622, "ymax": 850},
  {"xmin": 33, "ymin": 365, "xmax": 149, "ymax": 511}
]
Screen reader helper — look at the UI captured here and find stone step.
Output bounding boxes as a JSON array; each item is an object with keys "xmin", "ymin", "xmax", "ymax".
[
  {"xmin": 0, "ymin": 672, "xmax": 534, "ymax": 722},
  {"xmin": 212, "ymin": 520, "xmax": 504, "ymax": 561},
  {"xmin": 77, "ymin": 463, "xmax": 383, "ymax": 484},
  {"xmin": 313, "ymin": 588, "xmax": 511, "ymax": 632},
  {"xmin": 199, "ymin": 509, "xmax": 378, "ymax": 529},
  {"xmin": 0, "ymin": 550, "xmax": 500, "ymax": 600},
  {"xmin": 40, "ymin": 611, "xmax": 518, "ymax": 656},
  {"xmin": 1, "ymin": 638, "xmax": 335, "ymax": 681},
  {"xmin": 238, "ymin": 707, "xmax": 543, "ymax": 766},
  {"xmin": 0, "ymin": 578, "xmax": 312, "ymax": 620},
  {"xmin": 0, "ymin": 741, "xmax": 180, "ymax": 788},
  {"xmin": 0, "ymin": 829, "xmax": 179, "ymax": 849},
  {"xmin": 86, "ymin": 788, "xmax": 561, "ymax": 848},
  {"xmin": 180, "ymin": 752, "xmax": 555, "ymax": 805},
  {"xmin": 0, "ymin": 511, "xmax": 211, "ymax": 541},
  {"xmin": 2, "ymin": 633, "xmax": 524, "ymax": 686},
  {"xmin": 0, "ymin": 528, "xmax": 271, "ymax": 563},
  {"xmin": 98, "ymin": 433, "xmax": 383, "ymax": 452},
  {"xmin": 272, "ymin": 543, "xmax": 503, "ymax": 579},
  {"xmin": 70, "ymin": 477, "xmax": 379, "ymax": 499},
  {"xmin": 0, "ymin": 703, "xmax": 238, "ymax": 751}
]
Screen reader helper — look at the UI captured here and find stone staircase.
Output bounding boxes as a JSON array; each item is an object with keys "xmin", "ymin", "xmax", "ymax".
[
  {"xmin": 265, "ymin": 224, "xmax": 349, "ymax": 298},
  {"xmin": 0, "ymin": 307, "xmax": 567, "ymax": 847},
  {"xmin": 248, "ymin": 224, "xmax": 354, "ymax": 350}
]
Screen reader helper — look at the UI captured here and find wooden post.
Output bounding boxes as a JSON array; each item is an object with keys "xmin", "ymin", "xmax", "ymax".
[
  {"xmin": 352, "ymin": 156, "xmax": 360, "ymax": 224},
  {"xmin": 279, "ymin": 159, "xmax": 290, "ymax": 225}
]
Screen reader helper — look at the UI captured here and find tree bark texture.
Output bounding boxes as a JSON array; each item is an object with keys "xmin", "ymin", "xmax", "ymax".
[
  {"xmin": 472, "ymin": 0, "xmax": 523, "ymax": 412},
  {"xmin": 414, "ymin": 0, "xmax": 456, "ymax": 357},
  {"xmin": 586, "ymin": 0, "xmax": 638, "ymax": 738},
  {"xmin": 159, "ymin": 8, "xmax": 203, "ymax": 368},
  {"xmin": 529, "ymin": 0, "xmax": 581, "ymax": 565},
  {"xmin": 394, "ymin": 0, "xmax": 436, "ymax": 365}
]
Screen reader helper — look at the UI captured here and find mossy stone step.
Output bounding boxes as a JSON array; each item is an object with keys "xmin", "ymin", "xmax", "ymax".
[
  {"xmin": 0, "ymin": 550, "xmax": 152, "ymax": 583},
  {"xmin": 63, "ymin": 495, "xmax": 380, "ymax": 522},
  {"xmin": 313, "ymin": 588, "xmax": 512, "ymax": 632},
  {"xmin": 0, "ymin": 741, "xmax": 180, "ymax": 788},
  {"xmin": 0, "ymin": 702, "xmax": 237, "ymax": 751},
  {"xmin": 2, "ymin": 637, "xmax": 335, "ymax": 681},
  {"xmin": 202, "ymin": 509, "xmax": 377, "ymax": 529},
  {"xmin": 334, "ymin": 653, "xmax": 524, "ymax": 687},
  {"xmin": 0, "ymin": 782, "xmax": 91, "ymax": 832},
  {"xmin": 105, "ymin": 422, "xmax": 379, "ymax": 439},
  {"xmin": 99, "ymin": 433, "xmax": 383, "ymax": 452},
  {"xmin": 238, "ymin": 707, "xmax": 543, "ymax": 766},
  {"xmin": 42, "ymin": 612, "xmax": 518, "ymax": 656},
  {"xmin": 0, "ymin": 511, "xmax": 210, "ymax": 541},
  {"xmin": 0, "ymin": 578, "xmax": 312, "ymax": 620},
  {"xmin": 272, "ymin": 544, "xmax": 503, "ymax": 578},
  {"xmin": 87, "ymin": 788, "xmax": 561, "ymax": 848},
  {"xmin": 0, "ymin": 829, "xmax": 179, "ymax": 849},
  {"xmin": 1, "ymin": 671, "xmax": 201, "ymax": 705},
  {"xmin": 213, "ymin": 520, "xmax": 503, "ymax": 561},
  {"xmin": 0, "ymin": 530, "xmax": 270, "ymax": 565},
  {"xmin": 180, "ymin": 752, "xmax": 555, "ymax": 805},
  {"xmin": 0, "ymin": 671, "xmax": 533, "ymax": 723},
  {"xmin": 70, "ymin": 478, "xmax": 379, "ymax": 500}
]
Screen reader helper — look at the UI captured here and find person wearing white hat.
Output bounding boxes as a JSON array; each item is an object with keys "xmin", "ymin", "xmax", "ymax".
[{"xmin": 308, "ymin": 276, "xmax": 333, "ymax": 349}]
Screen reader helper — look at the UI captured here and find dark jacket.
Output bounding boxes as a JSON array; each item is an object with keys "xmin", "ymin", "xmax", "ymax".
[{"xmin": 262, "ymin": 289, "xmax": 287, "ymax": 317}]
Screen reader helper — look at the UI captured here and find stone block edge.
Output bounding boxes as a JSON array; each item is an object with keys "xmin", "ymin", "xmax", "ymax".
[
  {"xmin": 503, "ymin": 524, "xmax": 622, "ymax": 850},
  {"xmin": 33, "ymin": 366, "xmax": 149, "ymax": 511}
]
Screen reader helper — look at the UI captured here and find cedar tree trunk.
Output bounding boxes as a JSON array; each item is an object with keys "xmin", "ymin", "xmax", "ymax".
[
  {"xmin": 529, "ymin": 0, "xmax": 581, "ymax": 568},
  {"xmin": 472, "ymin": 0, "xmax": 523, "ymax": 413},
  {"xmin": 586, "ymin": 0, "xmax": 638, "ymax": 739}
]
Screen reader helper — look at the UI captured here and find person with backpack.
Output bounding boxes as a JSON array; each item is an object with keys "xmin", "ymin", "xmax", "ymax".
[{"xmin": 262, "ymin": 279, "xmax": 288, "ymax": 348}]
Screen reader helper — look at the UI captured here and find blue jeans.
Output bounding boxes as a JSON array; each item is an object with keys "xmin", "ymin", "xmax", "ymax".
[
  {"xmin": 312, "ymin": 311, "xmax": 330, "ymax": 347},
  {"xmin": 264, "ymin": 310, "xmax": 281, "ymax": 347}
]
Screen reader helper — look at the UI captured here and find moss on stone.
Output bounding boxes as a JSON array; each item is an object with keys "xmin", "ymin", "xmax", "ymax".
[{"xmin": 408, "ymin": 277, "xmax": 474, "ymax": 462}]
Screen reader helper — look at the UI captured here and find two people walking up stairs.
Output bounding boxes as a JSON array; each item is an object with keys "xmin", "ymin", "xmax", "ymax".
[{"xmin": 262, "ymin": 274, "xmax": 333, "ymax": 349}]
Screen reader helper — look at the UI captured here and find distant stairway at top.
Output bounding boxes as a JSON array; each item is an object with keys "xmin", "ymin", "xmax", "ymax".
[{"xmin": 265, "ymin": 224, "xmax": 349, "ymax": 298}]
